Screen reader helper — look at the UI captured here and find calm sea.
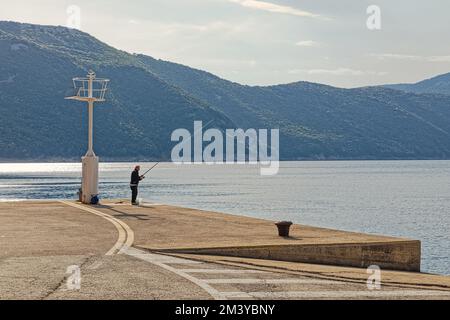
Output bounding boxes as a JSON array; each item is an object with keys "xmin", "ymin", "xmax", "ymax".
[{"xmin": 0, "ymin": 161, "xmax": 449, "ymax": 275}]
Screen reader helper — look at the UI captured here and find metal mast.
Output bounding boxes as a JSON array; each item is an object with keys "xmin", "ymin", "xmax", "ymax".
[{"xmin": 66, "ymin": 70, "xmax": 109, "ymax": 204}]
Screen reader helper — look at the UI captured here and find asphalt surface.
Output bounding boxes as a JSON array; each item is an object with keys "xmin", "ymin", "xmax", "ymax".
[{"xmin": 0, "ymin": 201, "xmax": 449, "ymax": 300}]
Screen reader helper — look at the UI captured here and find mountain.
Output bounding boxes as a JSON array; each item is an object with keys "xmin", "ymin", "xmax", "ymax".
[
  {"xmin": 1, "ymin": 21, "xmax": 450, "ymax": 161},
  {"xmin": 384, "ymin": 72, "xmax": 450, "ymax": 95},
  {"xmin": 135, "ymin": 55, "xmax": 450, "ymax": 159},
  {"xmin": 0, "ymin": 21, "xmax": 233, "ymax": 161}
]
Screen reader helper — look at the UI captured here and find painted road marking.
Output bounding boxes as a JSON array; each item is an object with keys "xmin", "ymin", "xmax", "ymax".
[
  {"xmin": 204, "ymin": 278, "xmax": 343, "ymax": 284},
  {"xmin": 179, "ymin": 269, "xmax": 267, "ymax": 274},
  {"xmin": 127, "ymin": 252, "xmax": 202, "ymax": 264},
  {"xmin": 125, "ymin": 247, "xmax": 227, "ymax": 300},
  {"xmin": 222, "ymin": 290, "xmax": 450, "ymax": 299},
  {"xmin": 59, "ymin": 201, "xmax": 134, "ymax": 255}
]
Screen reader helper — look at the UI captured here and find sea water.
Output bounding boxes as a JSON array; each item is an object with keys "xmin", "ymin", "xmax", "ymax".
[{"xmin": 0, "ymin": 160, "xmax": 449, "ymax": 275}]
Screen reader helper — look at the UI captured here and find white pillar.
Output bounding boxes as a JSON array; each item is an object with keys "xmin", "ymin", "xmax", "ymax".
[
  {"xmin": 81, "ymin": 71, "xmax": 99, "ymax": 203},
  {"xmin": 81, "ymin": 155, "xmax": 99, "ymax": 203}
]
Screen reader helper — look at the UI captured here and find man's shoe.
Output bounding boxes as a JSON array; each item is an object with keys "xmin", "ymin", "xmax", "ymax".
[{"xmin": 132, "ymin": 202, "xmax": 138, "ymax": 206}]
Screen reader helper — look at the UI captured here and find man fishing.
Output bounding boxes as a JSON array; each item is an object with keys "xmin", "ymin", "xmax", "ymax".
[
  {"xmin": 130, "ymin": 165, "xmax": 145, "ymax": 205},
  {"xmin": 130, "ymin": 163, "xmax": 159, "ymax": 205}
]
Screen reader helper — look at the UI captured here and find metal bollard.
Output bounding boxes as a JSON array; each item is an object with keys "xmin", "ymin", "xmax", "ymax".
[{"xmin": 275, "ymin": 221, "xmax": 293, "ymax": 237}]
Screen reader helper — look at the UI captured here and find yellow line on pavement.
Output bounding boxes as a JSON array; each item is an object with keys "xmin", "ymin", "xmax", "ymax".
[{"xmin": 59, "ymin": 201, "xmax": 134, "ymax": 255}]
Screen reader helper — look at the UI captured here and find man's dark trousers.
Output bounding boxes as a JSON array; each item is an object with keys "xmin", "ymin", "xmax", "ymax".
[{"xmin": 131, "ymin": 186, "xmax": 138, "ymax": 204}]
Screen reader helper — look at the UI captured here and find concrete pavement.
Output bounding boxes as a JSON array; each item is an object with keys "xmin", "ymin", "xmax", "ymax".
[
  {"xmin": 0, "ymin": 200, "xmax": 449, "ymax": 300},
  {"xmin": 0, "ymin": 201, "xmax": 209, "ymax": 299},
  {"xmin": 93, "ymin": 200, "xmax": 421, "ymax": 271}
]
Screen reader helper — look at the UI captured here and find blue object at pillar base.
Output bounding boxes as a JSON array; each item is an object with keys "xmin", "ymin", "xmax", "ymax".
[{"xmin": 91, "ymin": 195, "xmax": 99, "ymax": 205}]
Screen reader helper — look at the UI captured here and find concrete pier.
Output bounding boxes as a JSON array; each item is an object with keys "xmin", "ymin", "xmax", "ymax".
[
  {"xmin": 110, "ymin": 202, "xmax": 421, "ymax": 272},
  {"xmin": 0, "ymin": 200, "xmax": 448, "ymax": 300}
]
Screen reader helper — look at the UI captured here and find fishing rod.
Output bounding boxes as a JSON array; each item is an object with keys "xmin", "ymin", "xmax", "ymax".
[{"xmin": 142, "ymin": 162, "xmax": 160, "ymax": 176}]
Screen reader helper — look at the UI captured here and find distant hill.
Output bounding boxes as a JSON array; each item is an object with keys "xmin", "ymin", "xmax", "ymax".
[
  {"xmin": 384, "ymin": 72, "xmax": 450, "ymax": 95},
  {"xmin": 0, "ymin": 21, "xmax": 233, "ymax": 161},
  {"xmin": 136, "ymin": 55, "xmax": 450, "ymax": 159},
  {"xmin": 2, "ymin": 21, "xmax": 450, "ymax": 161}
]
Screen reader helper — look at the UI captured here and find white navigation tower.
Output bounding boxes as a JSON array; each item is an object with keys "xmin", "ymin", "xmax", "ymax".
[{"xmin": 66, "ymin": 70, "xmax": 109, "ymax": 204}]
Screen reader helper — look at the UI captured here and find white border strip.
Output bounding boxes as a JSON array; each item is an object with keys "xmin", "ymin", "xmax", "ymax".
[
  {"xmin": 125, "ymin": 247, "xmax": 227, "ymax": 300},
  {"xmin": 223, "ymin": 290, "xmax": 450, "ymax": 299},
  {"xmin": 204, "ymin": 279, "xmax": 342, "ymax": 284}
]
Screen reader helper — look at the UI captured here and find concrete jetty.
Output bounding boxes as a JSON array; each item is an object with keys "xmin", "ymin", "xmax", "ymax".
[
  {"xmin": 105, "ymin": 202, "xmax": 420, "ymax": 272},
  {"xmin": 0, "ymin": 200, "xmax": 449, "ymax": 300}
]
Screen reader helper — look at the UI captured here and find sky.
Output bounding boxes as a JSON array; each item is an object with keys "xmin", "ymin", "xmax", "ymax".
[{"xmin": 1, "ymin": 0, "xmax": 450, "ymax": 88}]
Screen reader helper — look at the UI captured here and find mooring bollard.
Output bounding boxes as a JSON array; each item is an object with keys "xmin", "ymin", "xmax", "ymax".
[{"xmin": 275, "ymin": 221, "xmax": 293, "ymax": 237}]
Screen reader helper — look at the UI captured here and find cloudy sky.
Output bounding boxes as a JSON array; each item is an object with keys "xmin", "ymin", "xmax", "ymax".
[{"xmin": 1, "ymin": 0, "xmax": 450, "ymax": 87}]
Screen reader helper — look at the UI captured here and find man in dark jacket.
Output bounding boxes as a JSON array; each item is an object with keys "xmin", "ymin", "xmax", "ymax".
[{"xmin": 130, "ymin": 165, "xmax": 145, "ymax": 205}]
